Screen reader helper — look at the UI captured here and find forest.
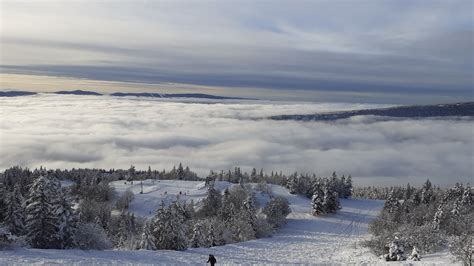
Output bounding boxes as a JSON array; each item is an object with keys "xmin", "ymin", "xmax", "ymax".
[
  {"xmin": 356, "ymin": 181, "xmax": 472, "ymax": 265},
  {"xmin": 0, "ymin": 165, "xmax": 342, "ymax": 251},
  {"xmin": 0, "ymin": 165, "xmax": 471, "ymax": 265}
]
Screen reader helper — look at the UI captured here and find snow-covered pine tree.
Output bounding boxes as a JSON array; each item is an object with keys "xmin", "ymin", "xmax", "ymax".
[
  {"xmin": 286, "ymin": 173, "xmax": 298, "ymax": 194},
  {"xmin": 0, "ymin": 225, "xmax": 17, "ymax": 249},
  {"xmin": 151, "ymin": 201, "xmax": 188, "ymax": 250},
  {"xmin": 242, "ymin": 195, "xmax": 257, "ymax": 230},
  {"xmin": 250, "ymin": 168, "xmax": 257, "ymax": 183},
  {"xmin": 127, "ymin": 165, "xmax": 136, "ymax": 181},
  {"xmin": 232, "ymin": 215, "xmax": 255, "ymax": 242},
  {"xmin": 56, "ymin": 189, "xmax": 78, "ymax": 249},
  {"xmin": 115, "ymin": 211, "xmax": 131, "ymax": 249},
  {"xmin": 139, "ymin": 220, "xmax": 156, "ymax": 250},
  {"xmin": 177, "ymin": 163, "xmax": 185, "ymax": 180},
  {"xmin": 409, "ymin": 246, "xmax": 421, "ymax": 261},
  {"xmin": 421, "ymin": 179, "xmax": 433, "ymax": 204},
  {"xmin": 4, "ymin": 184, "xmax": 25, "ymax": 236},
  {"xmin": 339, "ymin": 175, "xmax": 346, "ymax": 197},
  {"xmin": 25, "ymin": 176, "xmax": 61, "ymax": 248},
  {"xmin": 0, "ymin": 179, "xmax": 6, "ymax": 222},
  {"xmin": 432, "ymin": 204, "xmax": 444, "ymax": 230},
  {"xmin": 384, "ymin": 189, "xmax": 400, "ymax": 214},
  {"xmin": 200, "ymin": 184, "xmax": 221, "ymax": 217},
  {"xmin": 461, "ymin": 185, "xmax": 472, "ymax": 208},
  {"xmin": 263, "ymin": 196, "xmax": 291, "ymax": 228},
  {"xmin": 345, "ymin": 175, "xmax": 353, "ymax": 198},
  {"xmin": 322, "ymin": 185, "xmax": 339, "ymax": 214},
  {"xmin": 311, "ymin": 183, "xmax": 325, "ymax": 216},
  {"xmin": 190, "ymin": 221, "xmax": 206, "ymax": 248},
  {"xmin": 384, "ymin": 239, "xmax": 406, "ymax": 261},
  {"xmin": 168, "ymin": 201, "xmax": 188, "ymax": 250},
  {"xmin": 219, "ymin": 199, "xmax": 237, "ymax": 225},
  {"xmin": 206, "ymin": 222, "xmax": 216, "ymax": 247}
]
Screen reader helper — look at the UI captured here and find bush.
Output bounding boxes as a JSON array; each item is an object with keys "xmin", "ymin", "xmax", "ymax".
[
  {"xmin": 116, "ymin": 189, "xmax": 134, "ymax": 211},
  {"xmin": 0, "ymin": 226, "xmax": 18, "ymax": 250},
  {"xmin": 263, "ymin": 196, "xmax": 291, "ymax": 228},
  {"xmin": 75, "ymin": 223, "xmax": 112, "ymax": 250},
  {"xmin": 254, "ymin": 214, "xmax": 273, "ymax": 238}
]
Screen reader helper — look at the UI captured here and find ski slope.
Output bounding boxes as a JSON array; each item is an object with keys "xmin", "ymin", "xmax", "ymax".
[{"xmin": 0, "ymin": 180, "xmax": 458, "ymax": 265}]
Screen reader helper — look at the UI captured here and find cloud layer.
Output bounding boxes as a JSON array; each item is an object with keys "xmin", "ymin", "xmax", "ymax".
[
  {"xmin": 0, "ymin": 94, "xmax": 472, "ymax": 186},
  {"xmin": 1, "ymin": 1, "xmax": 473, "ymax": 102}
]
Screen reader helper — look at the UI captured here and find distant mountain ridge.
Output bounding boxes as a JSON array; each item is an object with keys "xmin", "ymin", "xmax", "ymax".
[
  {"xmin": 270, "ymin": 102, "xmax": 474, "ymax": 121},
  {"xmin": 54, "ymin": 90, "xmax": 103, "ymax": 95},
  {"xmin": 0, "ymin": 90, "xmax": 249, "ymax": 100},
  {"xmin": 0, "ymin": 91, "xmax": 37, "ymax": 97},
  {"xmin": 110, "ymin": 92, "xmax": 248, "ymax": 100}
]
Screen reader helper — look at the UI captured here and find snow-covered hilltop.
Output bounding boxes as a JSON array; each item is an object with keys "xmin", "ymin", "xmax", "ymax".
[
  {"xmin": 0, "ymin": 180, "xmax": 370, "ymax": 264},
  {"xmin": 0, "ymin": 180, "xmax": 456, "ymax": 265}
]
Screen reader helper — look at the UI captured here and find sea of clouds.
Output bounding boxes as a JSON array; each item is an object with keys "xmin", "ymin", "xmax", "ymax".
[{"xmin": 0, "ymin": 94, "xmax": 472, "ymax": 186}]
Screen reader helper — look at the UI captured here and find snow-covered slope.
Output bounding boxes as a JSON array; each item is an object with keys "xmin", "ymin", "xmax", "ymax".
[
  {"xmin": 111, "ymin": 179, "xmax": 233, "ymax": 217},
  {"xmin": 0, "ymin": 181, "xmax": 458, "ymax": 265}
]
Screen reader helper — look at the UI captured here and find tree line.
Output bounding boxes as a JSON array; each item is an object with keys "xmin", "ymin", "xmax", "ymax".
[
  {"xmin": 358, "ymin": 180, "xmax": 472, "ymax": 265},
  {"xmin": 0, "ymin": 165, "xmax": 294, "ymax": 251}
]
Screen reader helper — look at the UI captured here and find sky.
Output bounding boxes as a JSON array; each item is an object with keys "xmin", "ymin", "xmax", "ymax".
[
  {"xmin": 1, "ymin": 0, "xmax": 473, "ymax": 103},
  {"xmin": 1, "ymin": 94, "xmax": 472, "ymax": 186}
]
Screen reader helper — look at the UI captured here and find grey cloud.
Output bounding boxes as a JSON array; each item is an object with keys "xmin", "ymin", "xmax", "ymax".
[{"xmin": 1, "ymin": 1, "xmax": 472, "ymax": 102}]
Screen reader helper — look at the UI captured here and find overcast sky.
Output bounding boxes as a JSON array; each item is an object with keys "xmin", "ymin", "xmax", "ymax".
[{"xmin": 1, "ymin": 0, "xmax": 473, "ymax": 103}]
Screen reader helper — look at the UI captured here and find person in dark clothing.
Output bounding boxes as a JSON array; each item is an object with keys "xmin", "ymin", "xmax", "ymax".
[{"xmin": 207, "ymin": 254, "xmax": 217, "ymax": 266}]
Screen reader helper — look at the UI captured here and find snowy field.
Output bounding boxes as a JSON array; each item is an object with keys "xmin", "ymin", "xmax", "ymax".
[{"xmin": 0, "ymin": 180, "xmax": 457, "ymax": 265}]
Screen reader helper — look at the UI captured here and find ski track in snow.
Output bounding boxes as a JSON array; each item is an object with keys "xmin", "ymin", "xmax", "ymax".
[{"xmin": 0, "ymin": 180, "xmax": 458, "ymax": 265}]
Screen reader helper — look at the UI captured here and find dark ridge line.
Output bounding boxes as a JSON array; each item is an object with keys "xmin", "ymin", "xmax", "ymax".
[{"xmin": 269, "ymin": 102, "xmax": 474, "ymax": 121}]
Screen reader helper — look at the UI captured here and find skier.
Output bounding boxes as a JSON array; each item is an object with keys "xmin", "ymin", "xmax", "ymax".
[{"xmin": 207, "ymin": 254, "xmax": 217, "ymax": 266}]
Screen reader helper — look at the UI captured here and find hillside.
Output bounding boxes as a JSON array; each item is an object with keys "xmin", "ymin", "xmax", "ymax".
[
  {"xmin": 54, "ymin": 90, "xmax": 103, "ymax": 96},
  {"xmin": 270, "ymin": 102, "xmax": 474, "ymax": 121},
  {"xmin": 0, "ymin": 180, "xmax": 457, "ymax": 264},
  {"xmin": 110, "ymin": 92, "xmax": 247, "ymax": 100},
  {"xmin": 0, "ymin": 91, "xmax": 37, "ymax": 97}
]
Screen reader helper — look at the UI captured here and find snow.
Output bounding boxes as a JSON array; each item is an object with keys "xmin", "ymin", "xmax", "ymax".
[
  {"xmin": 0, "ymin": 180, "xmax": 459, "ymax": 265},
  {"xmin": 111, "ymin": 179, "xmax": 233, "ymax": 217},
  {"xmin": 60, "ymin": 180, "xmax": 75, "ymax": 188}
]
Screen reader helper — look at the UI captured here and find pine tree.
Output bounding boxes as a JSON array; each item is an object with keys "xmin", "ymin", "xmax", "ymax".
[
  {"xmin": 286, "ymin": 173, "xmax": 298, "ymax": 194},
  {"xmin": 409, "ymin": 246, "xmax": 421, "ymax": 261},
  {"xmin": 200, "ymin": 185, "xmax": 221, "ymax": 217},
  {"xmin": 345, "ymin": 175, "xmax": 353, "ymax": 198},
  {"xmin": 177, "ymin": 163, "xmax": 185, "ymax": 180},
  {"xmin": 421, "ymin": 179, "xmax": 433, "ymax": 204},
  {"xmin": 4, "ymin": 184, "xmax": 25, "ymax": 236},
  {"xmin": 461, "ymin": 185, "xmax": 472, "ymax": 207},
  {"xmin": 432, "ymin": 205, "xmax": 444, "ymax": 230},
  {"xmin": 139, "ymin": 220, "xmax": 156, "ymax": 250},
  {"xmin": 311, "ymin": 183, "xmax": 325, "ymax": 216},
  {"xmin": 206, "ymin": 222, "xmax": 216, "ymax": 247},
  {"xmin": 322, "ymin": 186, "xmax": 339, "ymax": 214},
  {"xmin": 151, "ymin": 201, "xmax": 188, "ymax": 250},
  {"xmin": 127, "ymin": 165, "xmax": 136, "ymax": 181},
  {"xmin": 115, "ymin": 212, "xmax": 131, "ymax": 249},
  {"xmin": 56, "ymin": 189, "xmax": 78, "ymax": 248},
  {"xmin": 0, "ymin": 179, "xmax": 6, "ymax": 222},
  {"xmin": 25, "ymin": 176, "xmax": 61, "ymax": 248},
  {"xmin": 190, "ymin": 221, "xmax": 205, "ymax": 248},
  {"xmin": 384, "ymin": 189, "xmax": 400, "ymax": 215},
  {"xmin": 384, "ymin": 239, "xmax": 406, "ymax": 261},
  {"xmin": 242, "ymin": 195, "xmax": 257, "ymax": 230}
]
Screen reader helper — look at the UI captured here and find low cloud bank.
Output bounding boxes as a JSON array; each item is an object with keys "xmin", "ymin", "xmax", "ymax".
[{"xmin": 0, "ymin": 94, "xmax": 471, "ymax": 186}]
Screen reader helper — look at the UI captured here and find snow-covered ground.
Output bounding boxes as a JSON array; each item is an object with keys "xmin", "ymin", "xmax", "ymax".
[{"xmin": 0, "ymin": 180, "xmax": 458, "ymax": 265}]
